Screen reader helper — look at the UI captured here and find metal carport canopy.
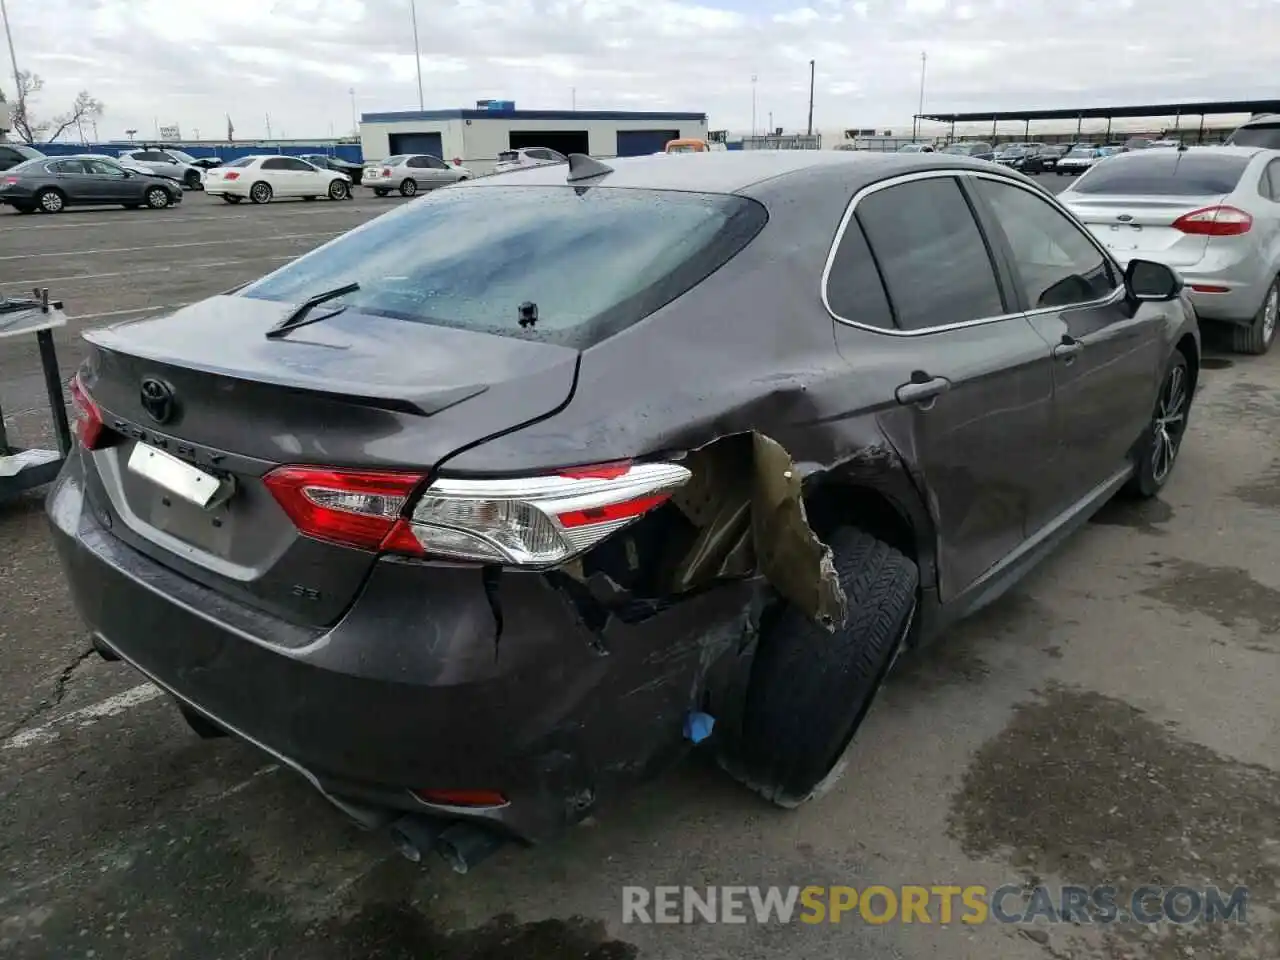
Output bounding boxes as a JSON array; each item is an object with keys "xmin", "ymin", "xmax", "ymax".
[{"xmin": 918, "ymin": 98, "xmax": 1280, "ymax": 123}]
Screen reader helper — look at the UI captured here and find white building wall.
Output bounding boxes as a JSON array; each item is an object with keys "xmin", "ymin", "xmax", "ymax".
[{"xmin": 360, "ymin": 119, "xmax": 467, "ymax": 162}]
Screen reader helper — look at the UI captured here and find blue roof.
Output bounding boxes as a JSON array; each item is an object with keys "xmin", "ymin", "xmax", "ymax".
[{"xmin": 361, "ymin": 108, "xmax": 708, "ymax": 124}]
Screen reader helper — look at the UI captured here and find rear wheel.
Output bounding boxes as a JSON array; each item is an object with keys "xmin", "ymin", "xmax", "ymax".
[
  {"xmin": 399, "ymin": 178, "xmax": 417, "ymax": 197},
  {"xmin": 373, "ymin": 188, "xmax": 389, "ymax": 197},
  {"xmin": 1124, "ymin": 351, "xmax": 1191, "ymax": 498},
  {"xmin": 36, "ymin": 188, "xmax": 65, "ymax": 213},
  {"xmin": 249, "ymin": 181, "xmax": 273, "ymax": 204},
  {"xmin": 1229, "ymin": 277, "xmax": 1279, "ymax": 356},
  {"xmin": 733, "ymin": 528, "xmax": 918, "ymax": 807},
  {"xmin": 145, "ymin": 187, "xmax": 171, "ymax": 209},
  {"xmin": 328, "ymin": 179, "xmax": 349, "ymax": 200}
]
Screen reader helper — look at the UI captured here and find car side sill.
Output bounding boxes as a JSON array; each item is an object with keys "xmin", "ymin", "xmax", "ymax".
[{"xmin": 943, "ymin": 463, "xmax": 1134, "ymax": 629}]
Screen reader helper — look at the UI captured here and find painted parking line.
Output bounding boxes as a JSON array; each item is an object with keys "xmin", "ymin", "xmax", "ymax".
[
  {"xmin": 3, "ymin": 683, "xmax": 164, "ymax": 751},
  {"xmin": 0, "ymin": 232, "xmax": 342, "ymax": 261}
]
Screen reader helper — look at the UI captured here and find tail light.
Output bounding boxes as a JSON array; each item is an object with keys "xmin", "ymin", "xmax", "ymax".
[
  {"xmin": 69, "ymin": 374, "xmax": 107, "ymax": 450},
  {"xmin": 452, "ymin": 157, "xmax": 462, "ymax": 166},
  {"xmin": 381, "ymin": 167, "xmax": 392, "ymax": 177},
  {"xmin": 3, "ymin": 176, "xmax": 17, "ymax": 185},
  {"xmin": 263, "ymin": 460, "xmax": 691, "ymax": 566},
  {"xmin": 223, "ymin": 171, "xmax": 240, "ymax": 180},
  {"xmin": 413, "ymin": 789, "xmax": 508, "ymax": 808},
  {"xmin": 1172, "ymin": 205, "xmax": 1252, "ymax": 236}
]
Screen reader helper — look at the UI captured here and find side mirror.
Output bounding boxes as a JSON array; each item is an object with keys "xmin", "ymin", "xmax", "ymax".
[{"xmin": 1125, "ymin": 259, "xmax": 1182, "ymax": 302}]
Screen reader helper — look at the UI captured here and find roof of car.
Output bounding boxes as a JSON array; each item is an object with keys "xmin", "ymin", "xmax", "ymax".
[
  {"xmin": 1106, "ymin": 145, "xmax": 1264, "ymax": 161},
  {"xmin": 462, "ymin": 150, "xmax": 1001, "ymax": 195}
]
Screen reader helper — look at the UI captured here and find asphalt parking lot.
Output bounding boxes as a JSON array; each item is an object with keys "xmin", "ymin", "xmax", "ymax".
[{"xmin": 2, "ymin": 175, "xmax": 1279, "ymax": 960}]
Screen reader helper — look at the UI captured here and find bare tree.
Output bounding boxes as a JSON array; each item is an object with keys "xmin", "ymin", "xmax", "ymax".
[{"xmin": 9, "ymin": 71, "xmax": 104, "ymax": 144}]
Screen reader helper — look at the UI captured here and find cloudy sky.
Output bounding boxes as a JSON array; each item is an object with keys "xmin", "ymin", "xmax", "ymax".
[{"xmin": 5, "ymin": 0, "xmax": 1279, "ymax": 141}]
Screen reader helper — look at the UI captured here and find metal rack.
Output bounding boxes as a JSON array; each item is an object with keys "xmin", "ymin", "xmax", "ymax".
[{"xmin": 0, "ymin": 288, "xmax": 72, "ymax": 502}]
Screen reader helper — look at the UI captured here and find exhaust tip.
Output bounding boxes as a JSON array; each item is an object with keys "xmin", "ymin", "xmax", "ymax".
[
  {"xmin": 388, "ymin": 815, "xmax": 445, "ymax": 864},
  {"xmin": 434, "ymin": 823, "xmax": 507, "ymax": 875}
]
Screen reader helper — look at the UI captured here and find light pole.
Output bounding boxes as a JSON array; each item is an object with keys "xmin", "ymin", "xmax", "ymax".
[
  {"xmin": 913, "ymin": 51, "xmax": 927, "ymax": 141},
  {"xmin": 807, "ymin": 59, "xmax": 815, "ymax": 137},
  {"xmin": 1, "ymin": 0, "xmax": 24, "ymax": 135},
  {"xmin": 349, "ymin": 87, "xmax": 357, "ymax": 136},
  {"xmin": 750, "ymin": 74, "xmax": 757, "ymax": 137},
  {"xmin": 409, "ymin": 0, "xmax": 424, "ymax": 110}
]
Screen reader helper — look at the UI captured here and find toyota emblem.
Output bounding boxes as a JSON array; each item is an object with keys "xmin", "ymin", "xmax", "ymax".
[{"xmin": 139, "ymin": 377, "xmax": 177, "ymax": 424}]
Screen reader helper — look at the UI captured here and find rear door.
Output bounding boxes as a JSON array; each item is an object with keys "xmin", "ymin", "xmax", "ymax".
[
  {"xmin": 831, "ymin": 173, "xmax": 1057, "ymax": 601},
  {"xmin": 49, "ymin": 159, "xmax": 98, "ymax": 203},
  {"xmin": 1061, "ymin": 151, "xmax": 1255, "ymax": 268},
  {"xmin": 969, "ymin": 174, "xmax": 1166, "ymax": 525}
]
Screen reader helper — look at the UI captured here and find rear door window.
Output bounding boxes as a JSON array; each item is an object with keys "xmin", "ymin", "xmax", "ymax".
[
  {"xmin": 1072, "ymin": 152, "xmax": 1252, "ymax": 196},
  {"xmin": 972, "ymin": 179, "xmax": 1115, "ymax": 310},
  {"xmin": 240, "ymin": 186, "xmax": 767, "ymax": 349},
  {"xmin": 825, "ymin": 218, "xmax": 894, "ymax": 330},
  {"xmin": 854, "ymin": 177, "xmax": 1006, "ymax": 331}
]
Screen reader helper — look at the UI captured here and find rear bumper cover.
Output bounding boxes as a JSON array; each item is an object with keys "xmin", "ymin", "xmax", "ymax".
[{"xmin": 47, "ymin": 457, "xmax": 754, "ymax": 842}]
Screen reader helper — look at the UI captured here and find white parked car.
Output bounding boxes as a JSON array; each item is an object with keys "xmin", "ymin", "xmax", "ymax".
[
  {"xmin": 204, "ymin": 155, "xmax": 352, "ymax": 204},
  {"xmin": 491, "ymin": 147, "xmax": 568, "ymax": 174},
  {"xmin": 361, "ymin": 155, "xmax": 472, "ymax": 197}
]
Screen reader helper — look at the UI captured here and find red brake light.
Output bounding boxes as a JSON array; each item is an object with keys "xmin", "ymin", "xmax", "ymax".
[
  {"xmin": 1172, "ymin": 205, "xmax": 1252, "ymax": 236},
  {"xmin": 69, "ymin": 374, "xmax": 106, "ymax": 450},
  {"xmin": 263, "ymin": 466, "xmax": 425, "ymax": 551},
  {"xmin": 381, "ymin": 167, "xmax": 392, "ymax": 177},
  {"xmin": 223, "ymin": 171, "xmax": 240, "ymax": 180},
  {"xmin": 3, "ymin": 176, "xmax": 17, "ymax": 185}
]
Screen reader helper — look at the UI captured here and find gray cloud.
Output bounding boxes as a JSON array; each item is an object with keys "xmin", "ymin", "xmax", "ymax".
[{"xmin": 4, "ymin": 0, "xmax": 1276, "ymax": 141}]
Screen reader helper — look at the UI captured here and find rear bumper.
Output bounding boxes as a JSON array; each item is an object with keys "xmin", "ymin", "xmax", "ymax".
[
  {"xmin": 204, "ymin": 179, "xmax": 251, "ymax": 197},
  {"xmin": 1179, "ymin": 257, "xmax": 1271, "ymax": 325},
  {"xmin": 46, "ymin": 456, "xmax": 754, "ymax": 843}
]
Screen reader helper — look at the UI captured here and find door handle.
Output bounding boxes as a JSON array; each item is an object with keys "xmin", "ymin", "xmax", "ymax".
[
  {"xmin": 1053, "ymin": 335, "xmax": 1083, "ymax": 362},
  {"xmin": 895, "ymin": 374, "xmax": 951, "ymax": 407}
]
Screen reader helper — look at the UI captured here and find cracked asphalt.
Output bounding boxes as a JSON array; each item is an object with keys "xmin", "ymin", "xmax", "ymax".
[{"xmin": 2, "ymin": 179, "xmax": 1279, "ymax": 960}]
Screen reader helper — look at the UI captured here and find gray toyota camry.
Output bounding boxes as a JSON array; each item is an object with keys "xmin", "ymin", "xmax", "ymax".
[{"xmin": 48, "ymin": 150, "xmax": 1199, "ymax": 872}]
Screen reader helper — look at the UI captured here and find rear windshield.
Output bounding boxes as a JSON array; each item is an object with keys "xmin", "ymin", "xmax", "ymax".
[
  {"xmin": 1226, "ymin": 123, "xmax": 1280, "ymax": 149},
  {"xmin": 497, "ymin": 150, "xmax": 519, "ymax": 161},
  {"xmin": 1066, "ymin": 147, "xmax": 1095, "ymax": 157},
  {"xmin": 1072, "ymin": 152, "xmax": 1252, "ymax": 196},
  {"xmin": 379, "ymin": 155, "xmax": 407, "ymax": 166},
  {"xmin": 240, "ymin": 186, "xmax": 767, "ymax": 349}
]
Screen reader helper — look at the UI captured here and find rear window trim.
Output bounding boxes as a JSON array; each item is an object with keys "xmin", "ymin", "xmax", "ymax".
[{"xmin": 821, "ymin": 169, "xmax": 1123, "ymax": 337}]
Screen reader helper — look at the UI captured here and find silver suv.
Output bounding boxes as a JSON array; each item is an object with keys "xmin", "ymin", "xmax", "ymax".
[
  {"xmin": 492, "ymin": 147, "xmax": 568, "ymax": 174},
  {"xmin": 117, "ymin": 148, "xmax": 204, "ymax": 189}
]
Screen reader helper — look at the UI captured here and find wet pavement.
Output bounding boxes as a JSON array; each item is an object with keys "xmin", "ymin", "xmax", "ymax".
[{"xmin": 2, "ymin": 179, "xmax": 1278, "ymax": 959}]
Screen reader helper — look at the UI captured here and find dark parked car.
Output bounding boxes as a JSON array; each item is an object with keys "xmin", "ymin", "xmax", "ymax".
[
  {"xmin": 188, "ymin": 157, "xmax": 225, "ymax": 171},
  {"xmin": 0, "ymin": 156, "xmax": 183, "ymax": 213},
  {"xmin": 49, "ymin": 151, "xmax": 1198, "ymax": 873},
  {"xmin": 1022, "ymin": 144, "xmax": 1067, "ymax": 173},
  {"xmin": 940, "ymin": 141, "xmax": 995, "ymax": 161},
  {"xmin": 0, "ymin": 142, "xmax": 45, "ymax": 171},
  {"xmin": 301, "ymin": 154, "xmax": 364, "ymax": 185}
]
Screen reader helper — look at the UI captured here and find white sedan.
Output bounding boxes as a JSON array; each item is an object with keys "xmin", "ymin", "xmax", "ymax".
[{"xmin": 204, "ymin": 155, "xmax": 352, "ymax": 204}]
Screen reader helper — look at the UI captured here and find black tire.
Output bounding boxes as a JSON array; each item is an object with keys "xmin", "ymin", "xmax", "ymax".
[
  {"xmin": 145, "ymin": 186, "xmax": 171, "ymax": 209},
  {"xmin": 328, "ymin": 179, "xmax": 349, "ymax": 201},
  {"xmin": 1229, "ymin": 276, "xmax": 1278, "ymax": 356},
  {"xmin": 249, "ymin": 181, "xmax": 273, "ymax": 204},
  {"xmin": 176, "ymin": 702, "xmax": 228, "ymax": 740},
  {"xmin": 1124, "ymin": 351, "xmax": 1191, "ymax": 499},
  {"xmin": 373, "ymin": 188, "xmax": 389, "ymax": 197},
  {"xmin": 302, "ymin": 196, "xmax": 317, "ymax": 201},
  {"xmin": 36, "ymin": 188, "xmax": 65, "ymax": 213},
  {"xmin": 737, "ymin": 528, "xmax": 918, "ymax": 806},
  {"xmin": 221, "ymin": 195, "xmax": 242, "ymax": 204},
  {"xmin": 399, "ymin": 178, "xmax": 417, "ymax": 197}
]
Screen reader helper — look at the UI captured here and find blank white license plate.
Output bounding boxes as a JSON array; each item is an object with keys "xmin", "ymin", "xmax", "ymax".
[{"xmin": 127, "ymin": 442, "xmax": 222, "ymax": 509}]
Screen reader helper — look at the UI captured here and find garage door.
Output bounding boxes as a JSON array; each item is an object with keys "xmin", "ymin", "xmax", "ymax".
[
  {"xmin": 388, "ymin": 132, "xmax": 443, "ymax": 158},
  {"xmin": 616, "ymin": 130, "xmax": 680, "ymax": 157}
]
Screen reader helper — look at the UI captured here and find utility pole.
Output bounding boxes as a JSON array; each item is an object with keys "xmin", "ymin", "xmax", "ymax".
[
  {"xmin": 750, "ymin": 74, "xmax": 757, "ymax": 137},
  {"xmin": 409, "ymin": 0, "xmax": 424, "ymax": 110},
  {"xmin": 807, "ymin": 59, "xmax": 815, "ymax": 136},
  {"xmin": 265, "ymin": 113, "xmax": 272, "ymax": 139},
  {"xmin": 349, "ymin": 87, "xmax": 357, "ymax": 136},
  {"xmin": 769, "ymin": 111, "xmax": 773, "ymax": 134},
  {"xmin": 0, "ymin": 0, "xmax": 23, "ymax": 137},
  {"xmin": 913, "ymin": 51, "xmax": 927, "ymax": 141}
]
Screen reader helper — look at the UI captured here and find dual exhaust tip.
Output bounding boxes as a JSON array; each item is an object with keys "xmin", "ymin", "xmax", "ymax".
[{"xmin": 389, "ymin": 815, "xmax": 507, "ymax": 874}]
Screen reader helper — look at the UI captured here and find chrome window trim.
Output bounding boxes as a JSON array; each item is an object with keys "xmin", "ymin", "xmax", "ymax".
[{"xmin": 821, "ymin": 168, "xmax": 1126, "ymax": 336}]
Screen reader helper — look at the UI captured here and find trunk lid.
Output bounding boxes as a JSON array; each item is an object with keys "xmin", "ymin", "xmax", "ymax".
[
  {"xmin": 1062, "ymin": 193, "xmax": 1225, "ymax": 266},
  {"xmin": 79, "ymin": 295, "xmax": 579, "ymax": 627}
]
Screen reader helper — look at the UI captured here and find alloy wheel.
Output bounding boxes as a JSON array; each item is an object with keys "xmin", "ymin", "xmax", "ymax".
[
  {"xmin": 40, "ymin": 191, "xmax": 63, "ymax": 213},
  {"xmin": 1151, "ymin": 364, "xmax": 1188, "ymax": 485},
  {"xmin": 1263, "ymin": 286, "xmax": 1278, "ymax": 346}
]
